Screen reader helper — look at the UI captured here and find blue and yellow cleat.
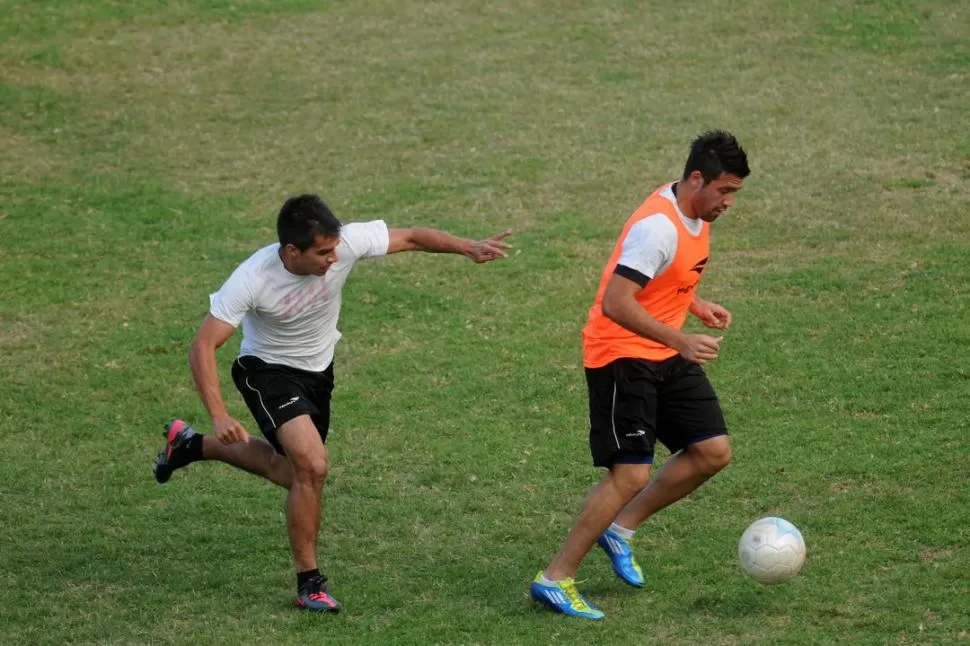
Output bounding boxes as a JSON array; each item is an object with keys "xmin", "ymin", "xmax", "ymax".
[
  {"xmin": 530, "ymin": 572, "xmax": 605, "ymax": 620},
  {"xmin": 597, "ymin": 528, "xmax": 644, "ymax": 587}
]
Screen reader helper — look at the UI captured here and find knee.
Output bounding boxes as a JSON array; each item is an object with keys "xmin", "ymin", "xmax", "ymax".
[
  {"xmin": 609, "ymin": 465, "xmax": 653, "ymax": 498},
  {"xmin": 692, "ymin": 436, "xmax": 732, "ymax": 476},
  {"xmin": 294, "ymin": 455, "xmax": 329, "ymax": 484}
]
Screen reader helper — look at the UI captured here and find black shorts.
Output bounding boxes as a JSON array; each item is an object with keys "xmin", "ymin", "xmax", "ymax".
[
  {"xmin": 231, "ymin": 355, "xmax": 335, "ymax": 455},
  {"xmin": 585, "ymin": 356, "xmax": 727, "ymax": 468}
]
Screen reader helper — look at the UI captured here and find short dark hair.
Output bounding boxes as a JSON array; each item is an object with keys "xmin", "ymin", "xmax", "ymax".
[
  {"xmin": 277, "ymin": 194, "xmax": 341, "ymax": 251},
  {"xmin": 682, "ymin": 130, "xmax": 750, "ymax": 183}
]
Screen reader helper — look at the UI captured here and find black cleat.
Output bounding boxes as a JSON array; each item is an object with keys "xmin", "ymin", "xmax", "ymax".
[{"xmin": 153, "ymin": 419, "xmax": 199, "ymax": 484}]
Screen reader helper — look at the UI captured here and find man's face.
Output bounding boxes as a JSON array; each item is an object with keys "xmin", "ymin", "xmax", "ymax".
[
  {"xmin": 689, "ymin": 171, "xmax": 745, "ymax": 222},
  {"xmin": 285, "ymin": 234, "xmax": 340, "ymax": 276}
]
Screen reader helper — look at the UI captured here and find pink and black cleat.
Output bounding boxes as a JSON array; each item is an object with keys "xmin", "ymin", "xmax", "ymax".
[
  {"xmin": 295, "ymin": 575, "xmax": 342, "ymax": 613},
  {"xmin": 153, "ymin": 419, "xmax": 199, "ymax": 484}
]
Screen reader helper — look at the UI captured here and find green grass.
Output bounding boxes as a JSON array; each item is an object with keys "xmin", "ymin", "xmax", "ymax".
[{"xmin": 2, "ymin": 0, "xmax": 969, "ymax": 644}]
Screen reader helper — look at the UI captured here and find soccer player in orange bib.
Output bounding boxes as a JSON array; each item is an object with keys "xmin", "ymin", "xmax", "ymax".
[{"xmin": 531, "ymin": 131, "xmax": 750, "ymax": 619}]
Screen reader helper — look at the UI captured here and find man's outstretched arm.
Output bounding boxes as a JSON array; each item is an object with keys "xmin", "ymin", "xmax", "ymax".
[{"xmin": 387, "ymin": 228, "xmax": 512, "ymax": 263}]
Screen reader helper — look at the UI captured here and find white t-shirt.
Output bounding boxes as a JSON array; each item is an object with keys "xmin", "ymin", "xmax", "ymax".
[
  {"xmin": 209, "ymin": 220, "xmax": 390, "ymax": 372},
  {"xmin": 616, "ymin": 183, "xmax": 704, "ymax": 280}
]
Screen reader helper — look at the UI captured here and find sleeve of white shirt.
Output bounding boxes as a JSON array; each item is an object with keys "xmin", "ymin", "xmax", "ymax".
[
  {"xmin": 208, "ymin": 265, "xmax": 256, "ymax": 328},
  {"xmin": 616, "ymin": 214, "xmax": 678, "ymax": 281},
  {"xmin": 339, "ymin": 220, "xmax": 390, "ymax": 261}
]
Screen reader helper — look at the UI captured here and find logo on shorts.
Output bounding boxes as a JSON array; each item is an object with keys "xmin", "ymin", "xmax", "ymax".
[
  {"xmin": 626, "ymin": 429, "xmax": 647, "ymax": 437},
  {"xmin": 278, "ymin": 396, "xmax": 299, "ymax": 410}
]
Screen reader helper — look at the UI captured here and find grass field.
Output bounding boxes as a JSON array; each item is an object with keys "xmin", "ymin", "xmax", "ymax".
[{"xmin": 2, "ymin": 0, "xmax": 969, "ymax": 644}]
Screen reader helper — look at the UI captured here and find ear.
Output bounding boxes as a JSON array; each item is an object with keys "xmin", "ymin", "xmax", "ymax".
[{"xmin": 687, "ymin": 170, "xmax": 706, "ymax": 188}]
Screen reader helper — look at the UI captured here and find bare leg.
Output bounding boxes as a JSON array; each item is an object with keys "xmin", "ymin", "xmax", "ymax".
[
  {"xmin": 202, "ymin": 435, "xmax": 293, "ymax": 488},
  {"xmin": 275, "ymin": 416, "xmax": 329, "ymax": 573},
  {"xmin": 544, "ymin": 463, "xmax": 652, "ymax": 581},
  {"xmin": 614, "ymin": 435, "xmax": 732, "ymax": 530}
]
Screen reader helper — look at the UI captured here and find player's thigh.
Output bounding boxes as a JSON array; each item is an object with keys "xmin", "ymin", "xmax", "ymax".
[
  {"xmin": 276, "ymin": 415, "xmax": 329, "ymax": 474},
  {"xmin": 655, "ymin": 360, "xmax": 727, "ymax": 454},
  {"xmin": 306, "ymin": 362, "xmax": 334, "ymax": 444},
  {"xmin": 586, "ymin": 359, "xmax": 661, "ymax": 468},
  {"xmin": 232, "ymin": 356, "xmax": 329, "ymax": 453}
]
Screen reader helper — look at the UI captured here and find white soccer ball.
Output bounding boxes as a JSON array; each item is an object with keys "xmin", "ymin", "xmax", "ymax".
[{"xmin": 738, "ymin": 516, "xmax": 807, "ymax": 584}]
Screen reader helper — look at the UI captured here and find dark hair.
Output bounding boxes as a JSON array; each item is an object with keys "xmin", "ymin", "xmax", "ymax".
[
  {"xmin": 277, "ymin": 194, "xmax": 341, "ymax": 251},
  {"xmin": 682, "ymin": 130, "xmax": 750, "ymax": 183}
]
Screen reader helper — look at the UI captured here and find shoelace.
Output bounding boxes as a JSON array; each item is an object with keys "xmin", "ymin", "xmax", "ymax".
[
  {"xmin": 302, "ymin": 576, "xmax": 337, "ymax": 605},
  {"xmin": 560, "ymin": 579, "xmax": 588, "ymax": 608},
  {"xmin": 308, "ymin": 591, "xmax": 336, "ymax": 604}
]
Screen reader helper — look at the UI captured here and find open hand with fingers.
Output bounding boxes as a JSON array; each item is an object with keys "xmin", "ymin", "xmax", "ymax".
[{"xmin": 465, "ymin": 230, "xmax": 513, "ymax": 263}]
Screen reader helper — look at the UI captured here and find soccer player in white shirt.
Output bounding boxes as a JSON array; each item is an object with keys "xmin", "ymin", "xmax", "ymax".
[{"xmin": 153, "ymin": 194, "xmax": 511, "ymax": 612}]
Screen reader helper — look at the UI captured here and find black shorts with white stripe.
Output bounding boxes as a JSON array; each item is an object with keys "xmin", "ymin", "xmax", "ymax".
[
  {"xmin": 230, "ymin": 355, "xmax": 334, "ymax": 455},
  {"xmin": 585, "ymin": 356, "xmax": 727, "ymax": 468}
]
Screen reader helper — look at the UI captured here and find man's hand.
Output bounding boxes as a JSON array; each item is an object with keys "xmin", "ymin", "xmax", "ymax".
[
  {"xmin": 213, "ymin": 416, "xmax": 250, "ymax": 445},
  {"xmin": 676, "ymin": 333, "xmax": 723, "ymax": 365},
  {"xmin": 465, "ymin": 230, "xmax": 513, "ymax": 263},
  {"xmin": 690, "ymin": 297, "xmax": 732, "ymax": 330}
]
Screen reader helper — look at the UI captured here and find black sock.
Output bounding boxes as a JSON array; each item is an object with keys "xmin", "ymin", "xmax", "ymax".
[
  {"xmin": 297, "ymin": 569, "xmax": 321, "ymax": 589},
  {"xmin": 185, "ymin": 433, "xmax": 204, "ymax": 462}
]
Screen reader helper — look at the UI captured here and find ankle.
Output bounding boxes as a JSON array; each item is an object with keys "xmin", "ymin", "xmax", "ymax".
[
  {"xmin": 296, "ymin": 568, "xmax": 321, "ymax": 589},
  {"xmin": 185, "ymin": 433, "xmax": 205, "ymax": 462},
  {"xmin": 609, "ymin": 522, "xmax": 635, "ymax": 539}
]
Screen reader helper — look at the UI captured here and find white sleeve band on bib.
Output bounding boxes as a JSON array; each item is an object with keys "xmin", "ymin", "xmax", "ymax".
[{"xmin": 616, "ymin": 214, "xmax": 678, "ymax": 280}]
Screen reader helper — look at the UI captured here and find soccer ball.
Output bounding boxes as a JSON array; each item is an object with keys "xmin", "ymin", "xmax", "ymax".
[{"xmin": 738, "ymin": 516, "xmax": 806, "ymax": 584}]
